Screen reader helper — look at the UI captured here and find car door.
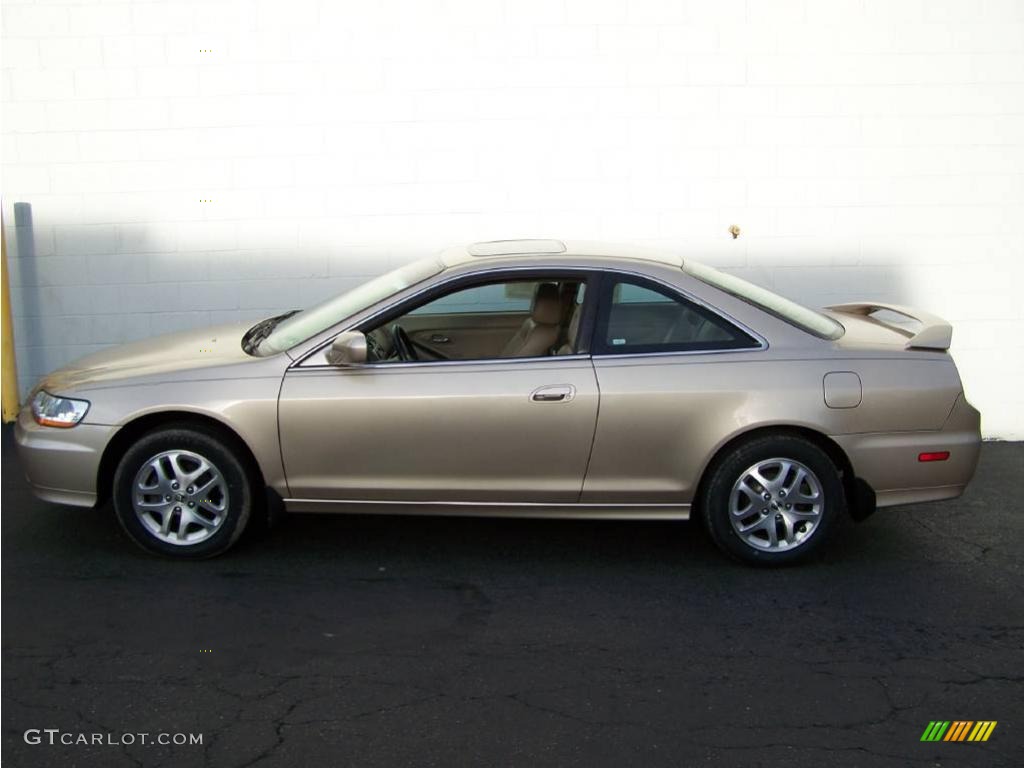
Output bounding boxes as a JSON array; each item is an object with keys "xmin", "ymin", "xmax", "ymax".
[
  {"xmin": 580, "ymin": 272, "xmax": 765, "ymax": 504},
  {"xmin": 277, "ymin": 273, "xmax": 599, "ymax": 504}
]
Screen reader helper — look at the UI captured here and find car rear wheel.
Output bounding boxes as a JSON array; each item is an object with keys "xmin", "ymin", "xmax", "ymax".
[
  {"xmin": 112, "ymin": 427, "xmax": 253, "ymax": 558},
  {"xmin": 701, "ymin": 434, "xmax": 845, "ymax": 566}
]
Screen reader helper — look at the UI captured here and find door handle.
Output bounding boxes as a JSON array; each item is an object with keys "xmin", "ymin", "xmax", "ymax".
[
  {"xmin": 531, "ymin": 385, "xmax": 576, "ymax": 403},
  {"xmin": 429, "ymin": 334, "xmax": 450, "ymax": 344}
]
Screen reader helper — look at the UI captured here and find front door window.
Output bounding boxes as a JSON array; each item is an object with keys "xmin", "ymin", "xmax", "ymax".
[{"xmin": 363, "ymin": 276, "xmax": 586, "ymax": 363}]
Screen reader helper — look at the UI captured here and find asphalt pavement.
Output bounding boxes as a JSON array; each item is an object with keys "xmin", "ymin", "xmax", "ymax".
[{"xmin": 2, "ymin": 426, "xmax": 1022, "ymax": 767}]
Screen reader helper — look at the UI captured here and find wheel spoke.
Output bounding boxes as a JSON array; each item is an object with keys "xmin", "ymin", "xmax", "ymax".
[
  {"xmin": 198, "ymin": 497, "xmax": 226, "ymax": 515},
  {"xmin": 175, "ymin": 508, "xmax": 194, "ymax": 540},
  {"xmin": 191, "ymin": 513, "xmax": 218, "ymax": 530},
  {"xmin": 138, "ymin": 459, "xmax": 169, "ymax": 493},
  {"xmin": 194, "ymin": 476, "xmax": 218, "ymax": 496},
  {"xmin": 169, "ymin": 453, "xmax": 207, "ymax": 487},
  {"xmin": 788, "ymin": 507, "xmax": 819, "ymax": 520},
  {"xmin": 734, "ymin": 480, "xmax": 764, "ymax": 515},
  {"xmin": 779, "ymin": 511, "xmax": 797, "ymax": 545},
  {"xmin": 157, "ymin": 457, "xmax": 176, "ymax": 486},
  {"xmin": 737, "ymin": 515, "xmax": 769, "ymax": 534},
  {"xmin": 785, "ymin": 467, "xmax": 805, "ymax": 495},
  {"xmin": 775, "ymin": 460, "xmax": 793, "ymax": 490},
  {"xmin": 184, "ymin": 462, "xmax": 211, "ymax": 487},
  {"xmin": 794, "ymin": 487, "xmax": 820, "ymax": 503},
  {"xmin": 748, "ymin": 467, "xmax": 774, "ymax": 493}
]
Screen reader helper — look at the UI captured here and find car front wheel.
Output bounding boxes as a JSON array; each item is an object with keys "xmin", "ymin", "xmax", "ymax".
[
  {"xmin": 701, "ymin": 434, "xmax": 845, "ymax": 566},
  {"xmin": 112, "ymin": 426, "xmax": 253, "ymax": 558}
]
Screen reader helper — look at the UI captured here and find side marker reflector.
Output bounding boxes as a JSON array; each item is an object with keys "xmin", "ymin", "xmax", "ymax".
[{"xmin": 918, "ymin": 451, "xmax": 950, "ymax": 462}]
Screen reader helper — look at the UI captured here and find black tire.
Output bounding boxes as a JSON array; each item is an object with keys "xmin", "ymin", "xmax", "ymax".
[
  {"xmin": 700, "ymin": 434, "xmax": 845, "ymax": 566},
  {"xmin": 112, "ymin": 426, "xmax": 254, "ymax": 558}
]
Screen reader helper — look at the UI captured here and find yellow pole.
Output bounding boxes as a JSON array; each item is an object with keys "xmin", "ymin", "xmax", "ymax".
[{"xmin": 1, "ymin": 212, "xmax": 20, "ymax": 422}]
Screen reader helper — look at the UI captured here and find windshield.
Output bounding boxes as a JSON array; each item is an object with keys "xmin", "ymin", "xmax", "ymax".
[
  {"xmin": 684, "ymin": 261, "xmax": 844, "ymax": 340},
  {"xmin": 254, "ymin": 256, "xmax": 444, "ymax": 355}
]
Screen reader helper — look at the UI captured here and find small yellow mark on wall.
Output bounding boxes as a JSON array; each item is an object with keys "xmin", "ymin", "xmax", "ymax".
[{"xmin": 199, "ymin": 649, "xmax": 213, "ymax": 653}]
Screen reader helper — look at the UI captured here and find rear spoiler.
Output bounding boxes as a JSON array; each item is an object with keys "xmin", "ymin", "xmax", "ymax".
[{"xmin": 826, "ymin": 303, "xmax": 952, "ymax": 350}]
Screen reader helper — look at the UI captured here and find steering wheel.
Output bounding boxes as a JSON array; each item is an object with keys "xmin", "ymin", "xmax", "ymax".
[
  {"xmin": 365, "ymin": 333, "xmax": 386, "ymax": 362},
  {"xmin": 391, "ymin": 324, "xmax": 418, "ymax": 361}
]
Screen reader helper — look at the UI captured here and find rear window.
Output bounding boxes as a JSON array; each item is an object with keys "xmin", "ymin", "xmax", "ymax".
[{"xmin": 684, "ymin": 261, "xmax": 844, "ymax": 340}]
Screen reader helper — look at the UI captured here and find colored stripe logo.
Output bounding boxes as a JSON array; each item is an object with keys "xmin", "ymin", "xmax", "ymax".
[{"xmin": 920, "ymin": 721, "xmax": 997, "ymax": 742}]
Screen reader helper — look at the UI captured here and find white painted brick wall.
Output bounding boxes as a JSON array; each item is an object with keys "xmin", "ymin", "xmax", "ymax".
[{"xmin": 2, "ymin": 0, "xmax": 1023, "ymax": 437}]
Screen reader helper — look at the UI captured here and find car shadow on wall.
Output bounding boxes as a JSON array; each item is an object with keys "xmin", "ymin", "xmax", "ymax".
[
  {"xmin": 9, "ymin": 202, "xmax": 914, "ymax": 401},
  {"xmin": 7, "ymin": 203, "xmax": 271, "ymax": 398}
]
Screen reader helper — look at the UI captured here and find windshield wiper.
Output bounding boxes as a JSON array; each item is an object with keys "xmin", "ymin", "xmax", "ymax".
[{"xmin": 242, "ymin": 310, "xmax": 301, "ymax": 354}]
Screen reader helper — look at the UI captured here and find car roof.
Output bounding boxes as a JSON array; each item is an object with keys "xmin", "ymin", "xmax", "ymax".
[{"xmin": 439, "ymin": 239, "xmax": 685, "ymax": 270}]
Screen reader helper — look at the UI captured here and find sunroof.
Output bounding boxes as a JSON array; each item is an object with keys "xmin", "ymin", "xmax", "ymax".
[{"xmin": 467, "ymin": 239, "xmax": 567, "ymax": 257}]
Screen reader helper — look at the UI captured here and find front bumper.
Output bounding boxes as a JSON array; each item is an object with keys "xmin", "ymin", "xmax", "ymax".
[
  {"xmin": 833, "ymin": 393, "xmax": 982, "ymax": 508},
  {"xmin": 14, "ymin": 409, "xmax": 117, "ymax": 508}
]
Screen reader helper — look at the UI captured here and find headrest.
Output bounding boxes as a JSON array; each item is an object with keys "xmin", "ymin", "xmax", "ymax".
[{"xmin": 532, "ymin": 283, "xmax": 561, "ymax": 325}]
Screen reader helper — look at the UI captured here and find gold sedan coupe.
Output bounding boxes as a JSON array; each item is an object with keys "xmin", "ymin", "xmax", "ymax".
[{"xmin": 15, "ymin": 239, "xmax": 981, "ymax": 564}]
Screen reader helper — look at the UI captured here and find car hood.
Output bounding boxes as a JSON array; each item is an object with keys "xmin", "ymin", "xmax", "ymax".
[{"xmin": 40, "ymin": 321, "xmax": 258, "ymax": 393}]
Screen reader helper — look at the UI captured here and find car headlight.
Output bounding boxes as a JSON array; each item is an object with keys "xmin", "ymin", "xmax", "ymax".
[{"xmin": 31, "ymin": 390, "xmax": 90, "ymax": 428}]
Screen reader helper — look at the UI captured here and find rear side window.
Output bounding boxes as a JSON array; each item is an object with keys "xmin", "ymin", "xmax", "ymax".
[{"xmin": 594, "ymin": 278, "xmax": 760, "ymax": 355}]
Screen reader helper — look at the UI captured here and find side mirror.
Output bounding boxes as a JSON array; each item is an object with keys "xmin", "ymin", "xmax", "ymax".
[{"xmin": 326, "ymin": 331, "xmax": 368, "ymax": 366}]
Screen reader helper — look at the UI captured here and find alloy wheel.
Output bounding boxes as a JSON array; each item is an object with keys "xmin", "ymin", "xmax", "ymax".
[
  {"xmin": 728, "ymin": 457, "xmax": 824, "ymax": 551},
  {"xmin": 131, "ymin": 450, "xmax": 230, "ymax": 546}
]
